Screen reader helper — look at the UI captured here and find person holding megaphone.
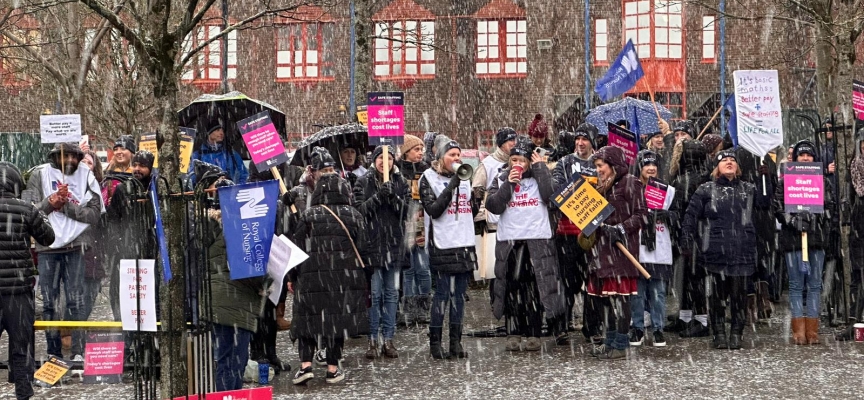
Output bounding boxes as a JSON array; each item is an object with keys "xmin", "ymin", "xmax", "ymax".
[
  {"xmin": 419, "ymin": 135, "xmax": 479, "ymax": 359},
  {"xmin": 486, "ymin": 138, "xmax": 568, "ymax": 351}
]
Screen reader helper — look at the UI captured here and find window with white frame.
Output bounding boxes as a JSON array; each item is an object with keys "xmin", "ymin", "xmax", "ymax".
[
  {"xmin": 276, "ymin": 23, "xmax": 335, "ymax": 80},
  {"xmin": 181, "ymin": 25, "xmax": 237, "ymax": 81},
  {"xmin": 702, "ymin": 16, "xmax": 716, "ymax": 61},
  {"xmin": 374, "ymin": 20, "xmax": 435, "ymax": 78},
  {"xmin": 595, "ymin": 19, "xmax": 608, "ymax": 63},
  {"xmin": 623, "ymin": 0, "xmax": 683, "ymax": 59},
  {"xmin": 476, "ymin": 19, "xmax": 526, "ymax": 76}
]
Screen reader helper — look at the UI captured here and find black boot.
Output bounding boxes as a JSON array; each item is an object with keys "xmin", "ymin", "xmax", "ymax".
[
  {"xmin": 266, "ymin": 345, "xmax": 288, "ymax": 374},
  {"xmin": 448, "ymin": 324, "xmax": 468, "ymax": 359},
  {"xmin": 728, "ymin": 333, "xmax": 742, "ymax": 350},
  {"xmin": 712, "ymin": 317, "xmax": 728, "ymax": 349},
  {"xmin": 429, "ymin": 327, "xmax": 448, "ymax": 359}
]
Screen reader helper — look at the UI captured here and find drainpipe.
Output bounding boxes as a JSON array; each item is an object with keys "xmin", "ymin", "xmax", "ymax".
[
  {"xmin": 584, "ymin": 0, "xmax": 591, "ymax": 112},
  {"xmin": 719, "ymin": 0, "xmax": 726, "ymax": 135}
]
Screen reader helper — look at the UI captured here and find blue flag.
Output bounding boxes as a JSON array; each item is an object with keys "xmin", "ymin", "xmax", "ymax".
[
  {"xmin": 218, "ymin": 180, "xmax": 279, "ymax": 280},
  {"xmin": 724, "ymin": 95, "xmax": 738, "ymax": 147},
  {"xmin": 594, "ymin": 40, "xmax": 644, "ymax": 102},
  {"xmin": 150, "ymin": 173, "xmax": 172, "ymax": 282}
]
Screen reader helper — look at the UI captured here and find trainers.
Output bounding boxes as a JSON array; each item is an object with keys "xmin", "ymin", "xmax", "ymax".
[
  {"xmin": 314, "ymin": 349, "xmax": 327, "ymax": 366},
  {"xmin": 524, "ymin": 337, "xmax": 541, "ymax": 351},
  {"xmin": 679, "ymin": 320, "xmax": 710, "ymax": 338},
  {"xmin": 652, "ymin": 331, "xmax": 667, "ymax": 347},
  {"xmin": 325, "ymin": 367, "xmax": 345, "ymax": 384},
  {"xmin": 598, "ymin": 348, "xmax": 627, "ymax": 360},
  {"xmin": 628, "ymin": 329, "xmax": 644, "ymax": 346},
  {"xmin": 71, "ymin": 354, "xmax": 85, "ymax": 362},
  {"xmin": 590, "ymin": 344, "xmax": 609, "ymax": 357},
  {"xmin": 555, "ymin": 332, "xmax": 570, "ymax": 346},
  {"xmin": 505, "ymin": 335, "xmax": 521, "ymax": 351},
  {"xmin": 292, "ymin": 366, "xmax": 314, "ymax": 385}
]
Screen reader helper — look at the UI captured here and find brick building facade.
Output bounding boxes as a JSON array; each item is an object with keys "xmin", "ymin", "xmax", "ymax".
[{"xmin": 2, "ymin": 0, "xmax": 862, "ymax": 152}]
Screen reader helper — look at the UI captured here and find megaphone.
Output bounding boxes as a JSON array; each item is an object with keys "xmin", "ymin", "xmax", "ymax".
[{"xmin": 452, "ymin": 162, "xmax": 474, "ymax": 181}]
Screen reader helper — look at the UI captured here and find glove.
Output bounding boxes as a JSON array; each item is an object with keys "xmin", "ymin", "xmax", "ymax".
[
  {"xmin": 653, "ymin": 209, "xmax": 670, "ymax": 223},
  {"xmin": 793, "ymin": 211, "xmax": 813, "ymax": 233},
  {"xmin": 281, "ymin": 191, "xmax": 296, "ymax": 207},
  {"xmin": 446, "ymin": 174, "xmax": 461, "ymax": 191},
  {"xmin": 380, "ymin": 181, "xmax": 394, "ymax": 199},
  {"xmin": 602, "ymin": 224, "xmax": 626, "ymax": 245}
]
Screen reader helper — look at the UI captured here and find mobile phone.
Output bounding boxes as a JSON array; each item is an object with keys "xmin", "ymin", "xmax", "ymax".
[{"xmin": 535, "ymin": 147, "xmax": 548, "ymax": 157}]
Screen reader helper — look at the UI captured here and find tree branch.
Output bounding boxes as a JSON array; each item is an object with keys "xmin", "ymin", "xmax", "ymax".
[
  {"xmin": 75, "ymin": 1, "xmax": 126, "ymax": 92},
  {"xmin": 0, "ymin": 29, "xmax": 66, "ymax": 85},
  {"xmin": 77, "ymin": 0, "xmax": 150, "ymax": 66}
]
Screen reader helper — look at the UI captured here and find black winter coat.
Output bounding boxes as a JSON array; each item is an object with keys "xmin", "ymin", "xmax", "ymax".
[
  {"xmin": 353, "ymin": 168, "xmax": 409, "ymax": 268},
  {"xmin": 682, "ymin": 176, "xmax": 761, "ymax": 276},
  {"xmin": 419, "ymin": 165, "xmax": 479, "ymax": 274},
  {"xmin": 289, "ymin": 174, "xmax": 369, "ymax": 339},
  {"xmin": 773, "ymin": 177, "xmax": 834, "ymax": 252},
  {"xmin": 0, "ymin": 162, "xmax": 55, "ymax": 295},
  {"xmin": 737, "ymin": 149, "xmax": 778, "ymax": 251}
]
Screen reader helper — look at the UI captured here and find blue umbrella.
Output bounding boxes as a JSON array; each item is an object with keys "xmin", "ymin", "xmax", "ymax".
[{"xmin": 585, "ymin": 97, "xmax": 673, "ymax": 135}]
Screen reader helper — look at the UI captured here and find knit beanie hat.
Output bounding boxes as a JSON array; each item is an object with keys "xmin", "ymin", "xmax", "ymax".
[
  {"xmin": 495, "ymin": 127, "xmax": 518, "ymax": 148},
  {"xmin": 792, "ymin": 140, "xmax": 818, "ymax": 161},
  {"xmin": 113, "ymin": 135, "xmax": 137, "ymax": 153},
  {"xmin": 434, "ymin": 135, "xmax": 460, "ymax": 159},
  {"xmin": 132, "ymin": 150, "xmax": 155, "ymax": 170},
  {"xmin": 574, "ymin": 122, "xmax": 599, "ymax": 149},
  {"xmin": 401, "ymin": 134, "xmax": 423, "ymax": 158},
  {"xmin": 509, "ymin": 137, "xmax": 534, "ymax": 158},
  {"xmin": 672, "ymin": 121, "xmax": 696, "ymax": 138},
  {"xmin": 371, "ymin": 145, "xmax": 397, "ymax": 163},
  {"xmin": 701, "ymin": 134, "xmax": 724, "ymax": 154},
  {"xmin": 528, "ymin": 114, "xmax": 548, "ymax": 139},
  {"xmin": 638, "ymin": 150, "xmax": 659, "ymax": 170},
  {"xmin": 310, "ymin": 146, "xmax": 336, "ymax": 170},
  {"xmin": 715, "ymin": 149, "xmax": 738, "ymax": 164}
]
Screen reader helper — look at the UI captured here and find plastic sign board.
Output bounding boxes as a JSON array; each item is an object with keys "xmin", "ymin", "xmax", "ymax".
[
  {"xmin": 853, "ymin": 80, "xmax": 864, "ymax": 121},
  {"xmin": 607, "ymin": 123, "xmax": 639, "ymax": 165},
  {"xmin": 238, "ymin": 111, "xmax": 290, "ymax": 171},
  {"xmin": 40, "ymin": 114, "xmax": 82, "ymax": 143},
  {"xmin": 119, "ymin": 259, "xmax": 158, "ymax": 332},
  {"xmin": 783, "ymin": 162, "xmax": 825, "ymax": 213},
  {"xmin": 83, "ymin": 332, "xmax": 125, "ymax": 384},
  {"xmin": 367, "ymin": 92, "xmax": 404, "ymax": 146},
  {"xmin": 34, "ymin": 356, "xmax": 71, "ymax": 387},
  {"xmin": 552, "ymin": 173, "xmax": 614, "ymax": 237},
  {"xmin": 734, "ymin": 70, "xmax": 783, "ymax": 157}
]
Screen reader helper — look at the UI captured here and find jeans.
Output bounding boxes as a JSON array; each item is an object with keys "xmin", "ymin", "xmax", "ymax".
[
  {"xmin": 430, "ymin": 271, "xmax": 470, "ymax": 328},
  {"xmin": 632, "ymin": 277, "xmax": 666, "ymax": 331},
  {"xmin": 212, "ymin": 324, "xmax": 252, "ymax": 392},
  {"xmin": 403, "ymin": 246, "xmax": 432, "ymax": 297},
  {"xmin": 786, "ymin": 250, "xmax": 825, "ymax": 318},
  {"xmin": 0, "ymin": 293, "xmax": 35, "ymax": 400},
  {"xmin": 370, "ymin": 266, "xmax": 399, "ymax": 340},
  {"xmin": 38, "ymin": 250, "xmax": 86, "ymax": 357}
]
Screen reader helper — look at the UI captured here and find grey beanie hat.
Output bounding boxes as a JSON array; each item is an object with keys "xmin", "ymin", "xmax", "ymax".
[{"xmin": 434, "ymin": 135, "xmax": 460, "ymax": 160}]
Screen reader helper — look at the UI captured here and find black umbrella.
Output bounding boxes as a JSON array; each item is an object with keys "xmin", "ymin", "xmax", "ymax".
[
  {"xmin": 290, "ymin": 123, "xmax": 373, "ymax": 167},
  {"xmin": 177, "ymin": 91, "xmax": 287, "ymax": 159}
]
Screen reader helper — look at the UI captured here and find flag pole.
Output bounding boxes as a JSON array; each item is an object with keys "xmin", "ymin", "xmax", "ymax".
[
  {"xmin": 641, "ymin": 78, "xmax": 662, "ymax": 122},
  {"xmin": 697, "ymin": 105, "xmax": 725, "ymax": 140}
]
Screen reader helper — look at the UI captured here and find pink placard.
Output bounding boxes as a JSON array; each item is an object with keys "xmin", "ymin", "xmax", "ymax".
[
  {"xmin": 83, "ymin": 332, "xmax": 124, "ymax": 384},
  {"xmin": 170, "ymin": 386, "xmax": 272, "ymax": 400},
  {"xmin": 645, "ymin": 185, "xmax": 666, "ymax": 210},
  {"xmin": 607, "ymin": 124, "xmax": 639, "ymax": 165},
  {"xmin": 783, "ymin": 162, "xmax": 824, "ymax": 213},
  {"xmin": 367, "ymin": 92, "xmax": 405, "ymax": 146},
  {"xmin": 238, "ymin": 111, "xmax": 289, "ymax": 170},
  {"xmin": 853, "ymin": 80, "xmax": 864, "ymax": 120}
]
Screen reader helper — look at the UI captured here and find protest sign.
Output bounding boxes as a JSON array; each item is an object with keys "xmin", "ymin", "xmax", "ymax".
[
  {"xmin": 139, "ymin": 134, "xmax": 158, "ymax": 168},
  {"xmin": 267, "ymin": 234, "xmax": 309, "ymax": 304},
  {"xmin": 34, "ymin": 356, "xmax": 71, "ymax": 387},
  {"xmin": 854, "ymin": 80, "xmax": 864, "ymax": 121},
  {"xmin": 552, "ymin": 173, "xmax": 614, "ymax": 237},
  {"xmin": 40, "ymin": 114, "xmax": 82, "ymax": 144},
  {"xmin": 367, "ymin": 92, "xmax": 404, "ymax": 147},
  {"xmin": 83, "ymin": 332, "xmax": 124, "ymax": 384},
  {"xmin": 357, "ymin": 105, "xmax": 368, "ymax": 126},
  {"xmin": 219, "ymin": 180, "xmax": 279, "ymax": 280},
  {"xmin": 119, "ymin": 259, "xmax": 158, "ymax": 332},
  {"xmin": 179, "ymin": 128, "xmax": 195, "ymax": 173},
  {"xmin": 607, "ymin": 123, "xmax": 639, "ymax": 165},
  {"xmin": 733, "ymin": 70, "xmax": 783, "ymax": 157},
  {"xmin": 238, "ymin": 111, "xmax": 290, "ymax": 171},
  {"xmin": 645, "ymin": 178, "xmax": 671, "ymax": 210},
  {"xmin": 172, "ymin": 387, "xmax": 273, "ymax": 400},
  {"xmin": 783, "ymin": 162, "xmax": 825, "ymax": 213}
]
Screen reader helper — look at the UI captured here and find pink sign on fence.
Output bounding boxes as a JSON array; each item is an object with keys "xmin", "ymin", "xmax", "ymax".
[
  {"xmin": 853, "ymin": 80, "xmax": 864, "ymax": 120},
  {"xmin": 170, "ymin": 386, "xmax": 273, "ymax": 400},
  {"xmin": 83, "ymin": 332, "xmax": 124, "ymax": 384}
]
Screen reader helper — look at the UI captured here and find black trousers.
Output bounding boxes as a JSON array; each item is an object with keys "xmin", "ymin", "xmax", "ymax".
[
  {"xmin": 681, "ymin": 253, "xmax": 708, "ymax": 315},
  {"xmin": 298, "ymin": 336, "xmax": 343, "ymax": 366},
  {"xmin": 250, "ymin": 288, "xmax": 287, "ymax": 361},
  {"xmin": 708, "ymin": 272, "xmax": 748, "ymax": 335},
  {"xmin": 555, "ymin": 234, "xmax": 588, "ymax": 325},
  {"xmin": 504, "ymin": 245, "xmax": 543, "ymax": 337},
  {"xmin": 0, "ymin": 292, "xmax": 35, "ymax": 400}
]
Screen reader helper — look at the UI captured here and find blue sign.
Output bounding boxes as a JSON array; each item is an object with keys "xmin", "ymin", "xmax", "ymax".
[
  {"xmin": 218, "ymin": 180, "xmax": 279, "ymax": 280},
  {"xmin": 594, "ymin": 40, "xmax": 644, "ymax": 102},
  {"xmin": 150, "ymin": 173, "xmax": 172, "ymax": 282}
]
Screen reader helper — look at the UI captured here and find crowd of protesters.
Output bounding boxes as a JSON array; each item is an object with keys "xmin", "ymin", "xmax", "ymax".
[{"xmin": 2, "ymin": 114, "xmax": 864, "ymax": 398}]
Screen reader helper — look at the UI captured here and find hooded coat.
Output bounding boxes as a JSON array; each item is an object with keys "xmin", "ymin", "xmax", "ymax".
[
  {"xmin": 353, "ymin": 165, "xmax": 409, "ymax": 268},
  {"xmin": 588, "ymin": 146, "xmax": 648, "ymax": 278},
  {"xmin": 191, "ymin": 142, "xmax": 249, "ymax": 184},
  {"xmin": 773, "ymin": 141, "xmax": 833, "ymax": 253},
  {"xmin": 289, "ymin": 174, "xmax": 369, "ymax": 339},
  {"xmin": 0, "ymin": 162, "xmax": 55, "ymax": 295},
  {"xmin": 486, "ymin": 162, "xmax": 564, "ymax": 320}
]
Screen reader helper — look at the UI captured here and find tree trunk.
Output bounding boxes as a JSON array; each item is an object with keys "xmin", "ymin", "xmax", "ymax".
[
  {"xmin": 833, "ymin": 37, "xmax": 857, "ymax": 320},
  {"xmin": 353, "ymin": 0, "xmax": 372, "ymax": 116}
]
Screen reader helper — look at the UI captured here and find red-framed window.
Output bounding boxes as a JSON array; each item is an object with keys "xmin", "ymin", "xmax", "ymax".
[
  {"xmin": 701, "ymin": 16, "xmax": 716, "ymax": 62},
  {"xmin": 181, "ymin": 25, "xmax": 237, "ymax": 82},
  {"xmin": 374, "ymin": 20, "xmax": 436, "ymax": 78},
  {"xmin": 476, "ymin": 130, "xmax": 496, "ymax": 153},
  {"xmin": 627, "ymin": 91, "xmax": 685, "ymax": 120},
  {"xmin": 0, "ymin": 28, "xmax": 41, "ymax": 87},
  {"xmin": 276, "ymin": 23, "xmax": 335, "ymax": 81},
  {"xmin": 476, "ymin": 19, "xmax": 526, "ymax": 77},
  {"xmin": 595, "ymin": 19, "xmax": 608, "ymax": 65},
  {"xmin": 623, "ymin": 0, "xmax": 683, "ymax": 59}
]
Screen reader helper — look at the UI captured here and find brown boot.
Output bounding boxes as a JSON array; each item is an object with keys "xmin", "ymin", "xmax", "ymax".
[
  {"xmin": 365, "ymin": 339, "xmax": 379, "ymax": 359},
  {"xmin": 275, "ymin": 302, "xmax": 291, "ymax": 331},
  {"xmin": 805, "ymin": 318, "xmax": 821, "ymax": 345},
  {"xmin": 381, "ymin": 340, "xmax": 399, "ymax": 358},
  {"xmin": 791, "ymin": 318, "xmax": 807, "ymax": 345}
]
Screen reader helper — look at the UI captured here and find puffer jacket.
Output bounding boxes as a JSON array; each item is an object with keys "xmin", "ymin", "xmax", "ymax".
[
  {"xmin": 205, "ymin": 209, "xmax": 266, "ymax": 333},
  {"xmin": 353, "ymin": 167, "xmax": 409, "ymax": 267},
  {"xmin": 0, "ymin": 162, "xmax": 55, "ymax": 295},
  {"xmin": 682, "ymin": 175, "xmax": 760, "ymax": 276},
  {"xmin": 419, "ymin": 163, "xmax": 479, "ymax": 274},
  {"xmin": 669, "ymin": 139, "xmax": 710, "ymax": 242},
  {"xmin": 289, "ymin": 174, "xmax": 369, "ymax": 339},
  {"xmin": 588, "ymin": 146, "xmax": 648, "ymax": 278}
]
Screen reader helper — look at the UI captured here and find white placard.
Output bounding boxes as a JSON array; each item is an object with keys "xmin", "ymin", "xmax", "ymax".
[
  {"xmin": 39, "ymin": 114, "xmax": 82, "ymax": 144},
  {"xmin": 734, "ymin": 70, "xmax": 783, "ymax": 157},
  {"xmin": 119, "ymin": 259, "xmax": 157, "ymax": 332},
  {"xmin": 267, "ymin": 234, "xmax": 309, "ymax": 304}
]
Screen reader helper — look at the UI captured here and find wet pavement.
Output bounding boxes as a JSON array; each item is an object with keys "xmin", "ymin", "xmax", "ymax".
[{"xmin": 2, "ymin": 286, "xmax": 863, "ymax": 399}]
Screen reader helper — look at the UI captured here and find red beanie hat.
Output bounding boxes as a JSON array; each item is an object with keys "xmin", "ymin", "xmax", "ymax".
[{"xmin": 528, "ymin": 114, "xmax": 548, "ymax": 139}]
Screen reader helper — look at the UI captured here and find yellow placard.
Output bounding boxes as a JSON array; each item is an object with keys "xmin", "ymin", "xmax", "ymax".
[
  {"xmin": 34, "ymin": 356, "xmax": 70, "ymax": 386},
  {"xmin": 179, "ymin": 134, "xmax": 194, "ymax": 174},
  {"xmin": 139, "ymin": 134, "xmax": 159, "ymax": 168},
  {"xmin": 357, "ymin": 110, "xmax": 368, "ymax": 126},
  {"xmin": 553, "ymin": 176, "xmax": 611, "ymax": 235}
]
